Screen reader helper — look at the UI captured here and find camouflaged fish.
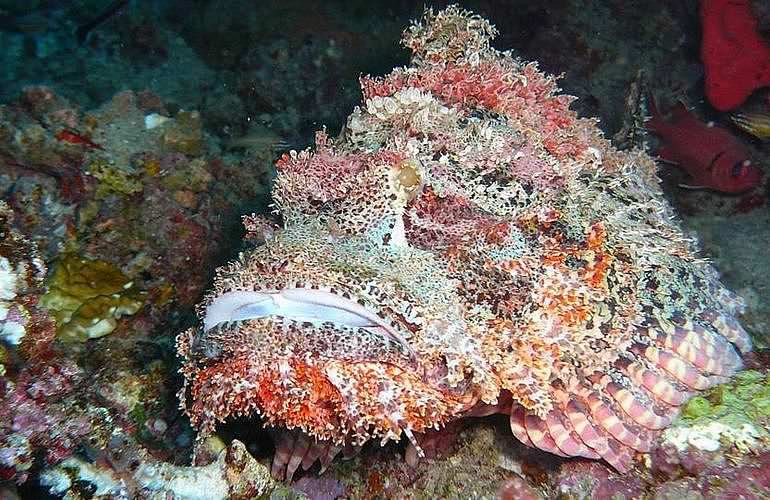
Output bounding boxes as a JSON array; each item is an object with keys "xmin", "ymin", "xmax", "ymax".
[{"xmin": 177, "ymin": 6, "xmax": 752, "ymax": 480}]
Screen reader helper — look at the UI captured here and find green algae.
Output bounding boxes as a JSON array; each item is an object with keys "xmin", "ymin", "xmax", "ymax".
[
  {"xmin": 88, "ymin": 159, "xmax": 144, "ymax": 199},
  {"xmin": 667, "ymin": 370, "xmax": 770, "ymax": 453},
  {"xmin": 159, "ymin": 157, "xmax": 213, "ymax": 192},
  {"xmin": 680, "ymin": 370, "xmax": 770, "ymax": 423},
  {"xmin": 160, "ymin": 110, "xmax": 204, "ymax": 156},
  {"xmin": 39, "ymin": 254, "xmax": 145, "ymax": 342},
  {"xmin": 681, "ymin": 396, "xmax": 712, "ymax": 420},
  {"xmin": 130, "ymin": 403, "xmax": 147, "ymax": 428}
]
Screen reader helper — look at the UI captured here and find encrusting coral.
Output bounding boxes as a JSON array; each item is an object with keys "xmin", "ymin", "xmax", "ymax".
[
  {"xmin": 0, "ymin": 201, "xmax": 47, "ymax": 350},
  {"xmin": 660, "ymin": 369, "xmax": 770, "ymax": 457},
  {"xmin": 178, "ymin": 6, "xmax": 752, "ymax": 480},
  {"xmin": 0, "ymin": 201, "xmax": 54, "ymax": 360},
  {"xmin": 40, "ymin": 439, "xmax": 281, "ymax": 499},
  {"xmin": 39, "ymin": 253, "xmax": 145, "ymax": 342}
]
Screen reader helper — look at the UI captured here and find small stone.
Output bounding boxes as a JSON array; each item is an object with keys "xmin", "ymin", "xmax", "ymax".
[
  {"xmin": 174, "ymin": 190, "xmax": 198, "ymax": 209},
  {"xmin": 150, "ymin": 418, "xmax": 167, "ymax": 435},
  {"xmin": 144, "ymin": 113, "xmax": 169, "ymax": 130}
]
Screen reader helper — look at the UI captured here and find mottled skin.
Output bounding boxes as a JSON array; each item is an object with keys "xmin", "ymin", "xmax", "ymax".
[{"xmin": 178, "ymin": 7, "xmax": 751, "ymax": 480}]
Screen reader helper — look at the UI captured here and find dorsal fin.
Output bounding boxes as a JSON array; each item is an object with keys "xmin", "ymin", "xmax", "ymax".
[
  {"xmin": 670, "ymin": 102, "xmax": 692, "ymax": 121},
  {"xmin": 645, "ymin": 94, "xmax": 664, "ymax": 132}
]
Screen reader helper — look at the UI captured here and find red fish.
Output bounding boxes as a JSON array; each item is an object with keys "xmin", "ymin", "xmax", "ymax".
[
  {"xmin": 647, "ymin": 101, "xmax": 761, "ymax": 193},
  {"xmin": 55, "ymin": 129, "xmax": 104, "ymax": 150}
]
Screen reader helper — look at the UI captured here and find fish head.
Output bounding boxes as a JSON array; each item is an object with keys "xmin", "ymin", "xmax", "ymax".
[
  {"xmin": 179, "ymin": 222, "xmax": 488, "ymax": 447},
  {"xmin": 711, "ymin": 154, "xmax": 762, "ymax": 193}
]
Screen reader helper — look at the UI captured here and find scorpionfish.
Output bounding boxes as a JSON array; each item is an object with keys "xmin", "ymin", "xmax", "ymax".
[{"xmin": 178, "ymin": 6, "xmax": 752, "ymax": 480}]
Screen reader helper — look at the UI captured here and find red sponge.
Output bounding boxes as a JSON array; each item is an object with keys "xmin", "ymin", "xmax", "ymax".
[{"xmin": 701, "ymin": 0, "xmax": 770, "ymax": 111}]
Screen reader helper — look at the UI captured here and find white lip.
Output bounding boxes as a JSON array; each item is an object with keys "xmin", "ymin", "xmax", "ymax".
[{"xmin": 203, "ymin": 288, "xmax": 415, "ymax": 358}]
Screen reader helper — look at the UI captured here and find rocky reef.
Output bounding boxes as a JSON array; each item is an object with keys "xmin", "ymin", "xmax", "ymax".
[{"xmin": 0, "ymin": 80, "xmax": 276, "ymax": 498}]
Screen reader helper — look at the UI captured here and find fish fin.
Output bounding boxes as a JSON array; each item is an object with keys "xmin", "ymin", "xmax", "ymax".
[
  {"xmin": 677, "ymin": 183, "xmax": 708, "ymax": 190},
  {"xmin": 645, "ymin": 94, "xmax": 663, "ymax": 132},
  {"xmin": 730, "ymin": 112, "xmax": 770, "ymax": 140},
  {"xmin": 654, "ymin": 146, "xmax": 678, "ymax": 164},
  {"xmin": 672, "ymin": 169, "xmax": 707, "ymax": 190},
  {"xmin": 670, "ymin": 102, "xmax": 692, "ymax": 121}
]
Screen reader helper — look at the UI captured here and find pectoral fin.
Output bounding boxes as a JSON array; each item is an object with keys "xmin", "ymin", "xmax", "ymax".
[{"xmin": 677, "ymin": 183, "xmax": 707, "ymax": 190}]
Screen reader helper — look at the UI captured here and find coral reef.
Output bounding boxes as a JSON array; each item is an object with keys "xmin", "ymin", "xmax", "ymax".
[
  {"xmin": 654, "ymin": 369, "xmax": 770, "ymax": 472},
  {"xmin": 0, "ymin": 201, "xmax": 50, "ymax": 353},
  {"xmin": 0, "ymin": 357, "xmax": 92, "ymax": 484},
  {"xmin": 179, "ymin": 5, "xmax": 753, "ymax": 484},
  {"xmin": 0, "ymin": 73, "xmax": 273, "ymax": 492},
  {"xmin": 0, "ymin": 1, "xmax": 768, "ymax": 498},
  {"xmin": 0, "ymin": 86, "xmax": 271, "ymax": 314},
  {"xmin": 40, "ymin": 253, "xmax": 145, "ymax": 342},
  {"xmin": 0, "ymin": 202, "xmax": 91, "ymax": 485},
  {"xmin": 40, "ymin": 439, "xmax": 286, "ymax": 499}
]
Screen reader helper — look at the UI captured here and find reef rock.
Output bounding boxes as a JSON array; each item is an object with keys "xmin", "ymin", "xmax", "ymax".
[{"xmin": 178, "ymin": 6, "xmax": 752, "ymax": 480}]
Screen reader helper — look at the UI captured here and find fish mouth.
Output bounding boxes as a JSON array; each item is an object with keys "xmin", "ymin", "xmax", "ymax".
[{"xmin": 202, "ymin": 288, "xmax": 417, "ymax": 360}]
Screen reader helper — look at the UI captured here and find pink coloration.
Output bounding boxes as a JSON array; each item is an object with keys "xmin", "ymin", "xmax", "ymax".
[
  {"xmin": 362, "ymin": 62, "xmax": 590, "ymax": 160},
  {"xmin": 0, "ymin": 207, "xmax": 92, "ymax": 482},
  {"xmin": 497, "ymin": 476, "xmax": 544, "ymax": 500},
  {"xmin": 647, "ymin": 101, "xmax": 762, "ymax": 193},
  {"xmin": 0, "ymin": 359, "xmax": 92, "ymax": 481},
  {"xmin": 554, "ymin": 460, "xmax": 647, "ymax": 499},
  {"xmin": 242, "ymin": 213, "xmax": 280, "ymax": 244},
  {"xmin": 406, "ymin": 187, "xmax": 512, "ymax": 250},
  {"xmin": 650, "ymin": 446, "xmax": 770, "ymax": 497},
  {"xmin": 274, "ymin": 134, "xmax": 404, "ymax": 216},
  {"xmin": 405, "ymin": 419, "xmax": 467, "ymax": 467},
  {"xmin": 179, "ymin": 7, "xmax": 753, "ymax": 481},
  {"xmin": 292, "ymin": 475, "xmax": 347, "ymax": 500},
  {"xmin": 701, "ymin": 0, "xmax": 770, "ymax": 111},
  {"xmin": 509, "ymin": 144, "xmax": 565, "ymax": 192}
]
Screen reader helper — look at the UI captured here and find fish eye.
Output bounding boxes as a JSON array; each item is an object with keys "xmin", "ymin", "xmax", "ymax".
[{"xmin": 731, "ymin": 161, "xmax": 744, "ymax": 178}]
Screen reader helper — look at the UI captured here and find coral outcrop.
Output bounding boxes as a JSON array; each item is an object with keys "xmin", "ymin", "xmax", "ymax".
[
  {"xmin": 0, "ymin": 82, "xmax": 274, "ymax": 490},
  {"xmin": 0, "ymin": 201, "xmax": 49, "ymax": 353},
  {"xmin": 179, "ymin": 5, "xmax": 752, "ymax": 481},
  {"xmin": 40, "ymin": 253, "xmax": 145, "ymax": 342},
  {"xmin": 654, "ymin": 369, "xmax": 770, "ymax": 473},
  {"xmin": 40, "ymin": 439, "xmax": 284, "ymax": 499}
]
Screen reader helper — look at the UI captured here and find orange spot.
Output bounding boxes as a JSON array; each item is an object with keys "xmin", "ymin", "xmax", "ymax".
[
  {"xmin": 542, "ymin": 253, "xmax": 566, "ymax": 266},
  {"xmin": 585, "ymin": 252, "xmax": 611, "ymax": 289},
  {"xmin": 367, "ymin": 470, "xmax": 384, "ymax": 496},
  {"xmin": 583, "ymin": 222, "xmax": 612, "ymax": 289},
  {"xmin": 255, "ymin": 360, "xmax": 344, "ymax": 433},
  {"xmin": 482, "ymin": 221, "xmax": 510, "ymax": 245},
  {"xmin": 586, "ymin": 223, "xmax": 606, "ymax": 249}
]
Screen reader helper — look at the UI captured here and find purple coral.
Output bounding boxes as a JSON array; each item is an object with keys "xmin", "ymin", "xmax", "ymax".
[{"xmin": 0, "ymin": 359, "xmax": 92, "ymax": 482}]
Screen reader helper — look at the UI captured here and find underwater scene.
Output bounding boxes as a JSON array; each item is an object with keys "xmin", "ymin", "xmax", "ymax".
[{"xmin": 1, "ymin": 0, "xmax": 770, "ymax": 498}]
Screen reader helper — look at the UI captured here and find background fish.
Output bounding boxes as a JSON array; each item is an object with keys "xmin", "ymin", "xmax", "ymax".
[
  {"xmin": 648, "ymin": 100, "xmax": 762, "ymax": 193},
  {"xmin": 731, "ymin": 110, "xmax": 770, "ymax": 140}
]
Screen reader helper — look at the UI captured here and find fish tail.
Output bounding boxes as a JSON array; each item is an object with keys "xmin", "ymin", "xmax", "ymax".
[{"xmin": 730, "ymin": 112, "xmax": 770, "ymax": 139}]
